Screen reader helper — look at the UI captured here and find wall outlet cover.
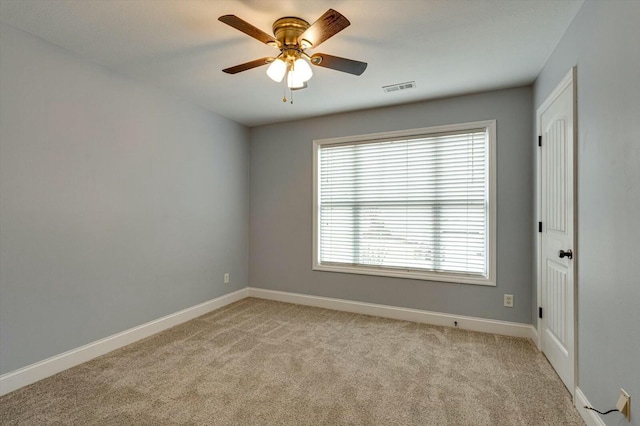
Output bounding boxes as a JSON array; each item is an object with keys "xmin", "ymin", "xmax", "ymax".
[
  {"xmin": 504, "ymin": 294, "xmax": 514, "ymax": 308},
  {"xmin": 616, "ymin": 388, "xmax": 630, "ymax": 421}
]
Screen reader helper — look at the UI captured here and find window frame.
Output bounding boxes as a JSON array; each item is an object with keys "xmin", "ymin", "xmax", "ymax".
[{"xmin": 312, "ymin": 120, "xmax": 497, "ymax": 286}]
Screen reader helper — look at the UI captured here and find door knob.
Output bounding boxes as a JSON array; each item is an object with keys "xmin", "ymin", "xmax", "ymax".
[{"xmin": 559, "ymin": 249, "xmax": 573, "ymax": 259}]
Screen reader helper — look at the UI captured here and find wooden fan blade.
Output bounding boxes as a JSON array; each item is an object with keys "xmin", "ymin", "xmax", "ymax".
[
  {"xmin": 310, "ymin": 54, "xmax": 367, "ymax": 75},
  {"xmin": 219, "ymin": 15, "xmax": 279, "ymax": 47},
  {"xmin": 297, "ymin": 9, "xmax": 350, "ymax": 48},
  {"xmin": 223, "ymin": 57, "xmax": 273, "ymax": 74}
]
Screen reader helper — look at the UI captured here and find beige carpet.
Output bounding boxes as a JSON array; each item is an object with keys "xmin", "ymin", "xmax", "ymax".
[{"xmin": 1, "ymin": 298, "xmax": 584, "ymax": 425}]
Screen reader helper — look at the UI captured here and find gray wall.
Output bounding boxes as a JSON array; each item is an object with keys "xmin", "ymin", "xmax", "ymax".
[
  {"xmin": 0, "ymin": 24, "xmax": 250, "ymax": 375},
  {"xmin": 533, "ymin": 1, "xmax": 640, "ymax": 424},
  {"xmin": 250, "ymin": 87, "xmax": 533, "ymax": 324}
]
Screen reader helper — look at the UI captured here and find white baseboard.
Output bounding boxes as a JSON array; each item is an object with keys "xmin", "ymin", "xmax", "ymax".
[
  {"xmin": 575, "ymin": 387, "xmax": 607, "ymax": 426},
  {"xmin": 530, "ymin": 325, "xmax": 541, "ymax": 350},
  {"xmin": 247, "ymin": 287, "xmax": 536, "ymax": 340},
  {"xmin": 0, "ymin": 288, "xmax": 248, "ymax": 396}
]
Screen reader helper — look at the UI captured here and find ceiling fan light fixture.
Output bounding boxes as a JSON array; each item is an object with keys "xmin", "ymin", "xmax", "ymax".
[
  {"xmin": 287, "ymin": 68, "xmax": 305, "ymax": 89},
  {"xmin": 266, "ymin": 58, "xmax": 287, "ymax": 82},
  {"xmin": 293, "ymin": 57, "xmax": 313, "ymax": 82},
  {"xmin": 220, "ymin": 9, "xmax": 367, "ymax": 101}
]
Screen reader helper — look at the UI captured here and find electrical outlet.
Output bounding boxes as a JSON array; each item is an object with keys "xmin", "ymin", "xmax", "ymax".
[
  {"xmin": 504, "ymin": 294, "xmax": 514, "ymax": 307},
  {"xmin": 616, "ymin": 388, "xmax": 630, "ymax": 421},
  {"xmin": 224, "ymin": 273, "xmax": 229, "ymax": 284}
]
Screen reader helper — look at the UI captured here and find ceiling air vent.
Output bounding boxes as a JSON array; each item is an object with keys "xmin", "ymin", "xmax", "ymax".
[{"xmin": 382, "ymin": 81, "xmax": 416, "ymax": 93}]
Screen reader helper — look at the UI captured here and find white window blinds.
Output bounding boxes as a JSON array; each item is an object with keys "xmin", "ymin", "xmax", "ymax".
[{"xmin": 317, "ymin": 127, "xmax": 490, "ymax": 278}]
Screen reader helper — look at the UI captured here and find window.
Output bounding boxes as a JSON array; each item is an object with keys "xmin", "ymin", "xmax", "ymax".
[{"xmin": 313, "ymin": 121, "xmax": 496, "ymax": 286}]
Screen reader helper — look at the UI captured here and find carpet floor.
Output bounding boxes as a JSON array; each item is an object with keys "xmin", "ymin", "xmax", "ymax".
[{"xmin": 1, "ymin": 298, "xmax": 584, "ymax": 425}]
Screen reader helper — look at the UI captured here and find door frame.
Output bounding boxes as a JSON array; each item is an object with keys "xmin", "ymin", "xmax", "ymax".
[{"xmin": 535, "ymin": 66, "xmax": 578, "ymax": 397}]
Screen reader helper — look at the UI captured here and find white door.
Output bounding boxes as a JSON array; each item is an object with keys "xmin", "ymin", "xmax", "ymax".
[{"xmin": 538, "ymin": 69, "xmax": 576, "ymax": 395}]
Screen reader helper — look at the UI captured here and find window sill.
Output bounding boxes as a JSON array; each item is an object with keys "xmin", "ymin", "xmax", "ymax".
[{"xmin": 312, "ymin": 263, "xmax": 495, "ymax": 286}]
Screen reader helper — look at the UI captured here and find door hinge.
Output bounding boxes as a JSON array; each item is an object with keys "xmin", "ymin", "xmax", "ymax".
[
  {"xmin": 538, "ymin": 222, "xmax": 542, "ymax": 233},
  {"xmin": 539, "ymin": 307, "xmax": 543, "ymax": 319},
  {"xmin": 538, "ymin": 135, "xmax": 542, "ymax": 147}
]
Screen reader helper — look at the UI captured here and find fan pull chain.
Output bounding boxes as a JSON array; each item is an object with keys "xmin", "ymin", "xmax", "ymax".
[
  {"xmin": 282, "ymin": 75, "xmax": 287, "ymax": 103},
  {"xmin": 290, "ymin": 87, "xmax": 294, "ymax": 104}
]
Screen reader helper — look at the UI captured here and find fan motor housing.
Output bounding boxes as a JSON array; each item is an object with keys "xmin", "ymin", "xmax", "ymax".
[{"xmin": 272, "ymin": 17, "xmax": 310, "ymax": 47}]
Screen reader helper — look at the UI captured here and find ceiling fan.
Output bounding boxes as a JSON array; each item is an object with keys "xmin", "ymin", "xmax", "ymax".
[{"xmin": 218, "ymin": 9, "xmax": 367, "ymax": 98}]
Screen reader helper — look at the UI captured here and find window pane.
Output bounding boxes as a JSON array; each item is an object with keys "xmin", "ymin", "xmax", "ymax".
[{"xmin": 318, "ymin": 128, "xmax": 489, "ymax": 277}]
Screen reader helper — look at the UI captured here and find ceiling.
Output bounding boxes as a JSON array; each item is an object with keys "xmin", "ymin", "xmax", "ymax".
[{"xmin": 0, "ymin": 0, "xmax": 584, "ymax": 127}]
